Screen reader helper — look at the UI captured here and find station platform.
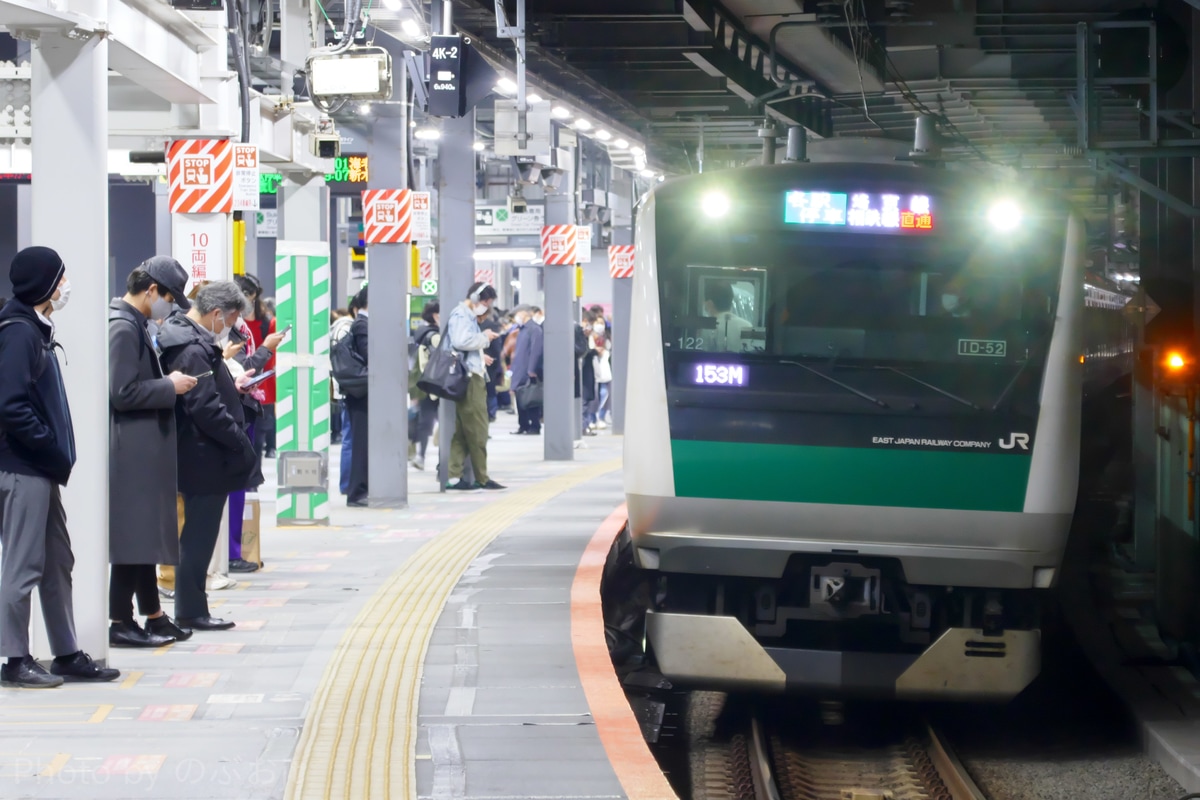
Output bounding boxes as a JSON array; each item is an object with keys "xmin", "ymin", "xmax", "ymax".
[{"xmin": 0, "ymin": 417, "xmax": 674, "ymax": 800}]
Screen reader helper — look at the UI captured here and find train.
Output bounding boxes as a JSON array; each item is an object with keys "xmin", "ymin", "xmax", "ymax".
[{"xmin": 621, "ymin": 158, "xmax": 1133, "ymax": 701}]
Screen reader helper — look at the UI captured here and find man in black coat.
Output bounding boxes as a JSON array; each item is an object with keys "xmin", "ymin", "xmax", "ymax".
[
  {"xmin": 0, "ymin": 247, "xmax": 120, "ymax": 688},
  {"xmin": 343, "ymin": 286, "xmax": 370, "ymax": 506},
  {"xmin": 158, "ymin": 280, "xmax": 257, "ymax": 631},
  {"xmin": 108, "ymin": 257, "xmax": 198, "ymax": 647}
]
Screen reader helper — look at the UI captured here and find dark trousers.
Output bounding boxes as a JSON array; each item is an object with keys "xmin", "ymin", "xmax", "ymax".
[
  {"xmin": 109, "ymin": 564, "xmax": 161, "ymax": 622},
  {"xmin": 339, "ymin": 404, "xmax": 353, "ymax": 495},
  {"xmin": 516, "ymin": 385, "xmax": 541, "ymax": 433},
  {"xmin": 177, "ymin": 493, "xmax": 227, "ymax": 620},
  {"xmin": 345, "ymin": 395, "xmax": 369, "ymax": 504},
  {"xmin": 261, "ymin": 404, "xmax": 277, "ymax": 454}
]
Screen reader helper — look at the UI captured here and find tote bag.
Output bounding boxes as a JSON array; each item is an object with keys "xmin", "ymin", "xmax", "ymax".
[{"xmin": 417, "ymin": 334, "xmax": 470, "ymax": 402}]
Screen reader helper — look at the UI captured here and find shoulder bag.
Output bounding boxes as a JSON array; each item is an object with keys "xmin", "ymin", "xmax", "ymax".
[{"xmin": 417, "ymin": 332, "xmax": 469, "ymax": 402}]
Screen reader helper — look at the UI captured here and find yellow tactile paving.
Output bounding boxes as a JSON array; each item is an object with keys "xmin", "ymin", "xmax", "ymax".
[{"xmin": 285, "ymin": 458, "xmax": 622, "ymax": 800}]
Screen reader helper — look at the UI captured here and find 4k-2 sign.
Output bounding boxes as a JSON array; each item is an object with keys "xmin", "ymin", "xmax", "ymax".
[
  {"xmin": 541, "ymin": 225, "xmax": 577, "ymax": 265},
  {"xmin": 168, "ymin": 140, "xmax": 233, "ymax": 214},
  {"xmin": 362, "ymin": 189, "xmax": 412, "ymax": 244}
]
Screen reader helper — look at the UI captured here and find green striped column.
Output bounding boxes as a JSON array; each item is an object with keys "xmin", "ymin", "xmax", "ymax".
[{"xmin": 275, "ymin": 241, "xmax": 332, "ymax": 524}]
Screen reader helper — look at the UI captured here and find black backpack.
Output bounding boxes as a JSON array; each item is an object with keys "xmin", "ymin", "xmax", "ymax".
[{"xmin": 330, "ymin": 330, "xmax": 368, "ymax": 398}]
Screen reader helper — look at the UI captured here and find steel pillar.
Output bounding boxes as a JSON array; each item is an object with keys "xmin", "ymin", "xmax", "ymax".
[
  {"xmin": 543, "ymin": 165, "xmax": 574, "ymax": 461},
  {"xmin": 610, "ymin": 226, "xmax": 632, "ymax": 436},
  {"xmin": 366, "ymin": 99, "xmax": 409, "ymax": 507},
  {"xmin": 16, "ymin": 183, "xmax": 30, "ymax": 251},
  {"xmin": 436, "ymin": 112, "xmax": 476, "ymax": 488},
  {"xmin": 154, "ymin": 179, "xmax": 171, "ymax": 256},
  {"xmin": 29, "ymin": 27, "xmax": 109, "ymax": 661}
]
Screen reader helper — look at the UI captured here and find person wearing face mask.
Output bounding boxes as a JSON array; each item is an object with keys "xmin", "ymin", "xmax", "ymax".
[
  {"xmin": 509, "ymin": 306, "xmax": 544, "ymax": 435},
  {"xmin": 157, "ymin": 281, "xmax": 258, "ymax": 631},
  {"xmin": 0, "ymin": 246, "xmax": 121, "ymax": 687},
  {"xmin": 107, "ymin": 257, "xmax": 200, "ymax": 647},
  {"xmin": 343, "ymin": 285, "xmax": 371, "ymax": 506},
  {"xmin": 444, "ymin": 283, "xmax": 505, "ymax": 491}
]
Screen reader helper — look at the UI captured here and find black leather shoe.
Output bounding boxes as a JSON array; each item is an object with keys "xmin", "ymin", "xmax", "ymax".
[
  {"xmin": 229, "ymin": 558, "xmax": 259, "ymax": 573},
  {"xmin": 1, "ymin": 656, "xmax": 63, "ymax": 689},
  {"xmin": 50, "ymin": 651, "xmax": 120, "ymax": 683},
  {"xmin": 146, "ymin": 614, "xmax": 193, "ymax": 642},
  {"xmin": 176, "ymin": 615, "xmax": 236, "ymax": 631},
  {"xmin": 109, "ymin": 620, "xmax": 175, "ymax": 648},
  {"xmin": 480, "ymin": 480, "xmax": 507, "ymax": 491},
  {"xmin": 347, "ymin": 499, "xmax": 369, "ymax": 508}
]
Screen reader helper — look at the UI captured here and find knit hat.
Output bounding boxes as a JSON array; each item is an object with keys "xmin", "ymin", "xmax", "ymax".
[{"xmin": 10, "ymin": 246, "xmax": 65, "ymax": 306}]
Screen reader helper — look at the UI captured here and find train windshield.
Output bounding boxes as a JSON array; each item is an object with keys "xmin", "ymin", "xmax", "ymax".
[{"xmin": 661, "ymin": 231, "xmax": 1059, "ymax": 365}]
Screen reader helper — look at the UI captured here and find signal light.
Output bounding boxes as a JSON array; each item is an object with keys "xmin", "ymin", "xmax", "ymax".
[
  {"xmin": 1166, "ymin": 351, "xmax": 1187, "ymax": 371},
  {"xmin": 1157, "ymin": 347, "xmax": 1197, "ymax": 394}
]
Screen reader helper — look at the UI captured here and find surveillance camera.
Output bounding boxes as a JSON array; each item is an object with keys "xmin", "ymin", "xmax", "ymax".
[
  {"xmin": 508, "ymin": 194, "xmax": 528, "ymax": 214},
  {"xmin": 312, "ymin": 133, "xmax": 340, "ymax": 159}
]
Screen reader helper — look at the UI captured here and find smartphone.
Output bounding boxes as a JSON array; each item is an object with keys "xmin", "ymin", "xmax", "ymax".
[
  {"xmin": 242, "ymin": 369, "xmax": 275, "ymax": 388},
  {"xmin": 191, "ymin": 370, "xmax": 214, "ymax": 380},
  {"xmin": 280, "ymin": 324, "xmax": 293, "ymax": 336}
]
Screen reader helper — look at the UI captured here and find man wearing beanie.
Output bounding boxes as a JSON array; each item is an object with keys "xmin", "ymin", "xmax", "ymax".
[{"xmin": 0, "ymin": 246, "xmax": 120, "ymax": 688}]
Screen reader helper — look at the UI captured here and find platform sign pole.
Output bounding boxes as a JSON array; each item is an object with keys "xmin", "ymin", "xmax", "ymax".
[
  {"xmin": 609, "ymin": 235, "xmax": 634, "ymax": 436},
  {"xmin": 275, "ymin": 241, "xmax": 332, "ymax": 525}
]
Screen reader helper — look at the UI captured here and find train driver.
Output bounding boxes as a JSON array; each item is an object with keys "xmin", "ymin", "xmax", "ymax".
[{"xmin": 703, "ymin": 281, "xmax": 754, "ymax": 352}]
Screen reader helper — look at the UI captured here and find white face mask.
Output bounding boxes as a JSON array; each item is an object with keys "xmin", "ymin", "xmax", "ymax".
[
  {"xmin": 592, "ymin": 322, "xmax": 605, "ymax": 334},
  {"xmin": 211, "ymin": 313, "xmax": 230, "ymax": 344},
  {"xmin": 941, "ymin": 294, "xmax": 960, "ymax": 313},
  {"xmin": 533, "ymin": 315, "xmax": 544, "ymax": 325},
  {"xmin": 472, "ymin": 302, "xmax": 489, "ymax": 316},
  {"xmin": 50, "ymin": 279, "xmax": 71, "ymax": 312}
]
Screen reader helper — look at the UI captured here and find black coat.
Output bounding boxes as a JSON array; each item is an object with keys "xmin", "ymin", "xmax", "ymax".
[
  {"xmin": 479, "ymin": 316, "xmax": 505, "ymax": 384},
  {"xmin": 0, "ymin": 299, "xmax": 75, "ymax": 485},
  {"xmin": 108, "ymin": 299, "xmax": 180, "ymax": 565},
  {"xmin": 158, "ymin": 313, "xmax": 256, "ymax": 496}
]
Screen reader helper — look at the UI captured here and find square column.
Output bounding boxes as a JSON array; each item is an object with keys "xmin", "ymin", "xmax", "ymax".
[
  {"xmin": 29, "ymin": 28, "xmax": 109, "ymax": 660},
  {"xmin": 543, "ymin": 166, "xmax": 575, "ymax": 461}
]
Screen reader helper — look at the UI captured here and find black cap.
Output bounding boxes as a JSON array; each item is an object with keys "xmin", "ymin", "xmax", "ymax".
[
  {"xmin": 140, "ymin": 256, "xmax": 191, "ymax": 310},
  {"xmin": 10, "ymin": 246, "xmax": 65, "ymax": 306}
]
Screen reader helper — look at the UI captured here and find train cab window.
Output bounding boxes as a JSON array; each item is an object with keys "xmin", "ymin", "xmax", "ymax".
[{"xmin": 670, "ymin": 266, "xmax": 767, "ymax": 353}]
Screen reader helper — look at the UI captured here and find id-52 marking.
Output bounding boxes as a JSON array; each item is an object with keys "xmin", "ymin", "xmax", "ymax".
[{"xmin": 958, "ymin": 338, "xmax": 1007, "ymax": 357}]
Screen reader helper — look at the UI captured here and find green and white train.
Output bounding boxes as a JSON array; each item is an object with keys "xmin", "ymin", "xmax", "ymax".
[{"xmin": 623, "ymin": 159, "xmax": 1132, "ymax": 701}]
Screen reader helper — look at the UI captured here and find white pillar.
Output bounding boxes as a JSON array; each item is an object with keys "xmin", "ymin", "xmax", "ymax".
[{"xmin": 30, "ymin": 26, "xmax": 109, "ymax": 661}]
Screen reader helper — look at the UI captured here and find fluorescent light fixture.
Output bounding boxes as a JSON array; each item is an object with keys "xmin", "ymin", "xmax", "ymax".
[
  {"xmin": 473, "ymin": 248, "xmax": 537, "ymax": 261},
  {"xmin": 381, "ymin": 0, "xmax": 401, "ymax": 9},
  {"xmin": 309, "ymin": 52, "xmax": 390, "ymax": 98},
  {"xmin": 613, "ymin": 138, "xmax": 629, "ymax": 149},
  {"xmin": 574, "ymin": 119, "xmax": 592, "ymax": 131},
  {"xmin": 401, "ymin": 18, "xmax": 422, "ymax": 37},
  {"xmin": 525, "ymin": 93, "xmax": 544, "ymax": 104},
  {"xmin": 414, "ymin": 126, "xmax": 441, "ymax": 141},
  {"xmin": 551, "ymin": 106, "xmax": 572, "ymax": 119},
  {"xmin": 473, "ymin": 141, "xmax": 485, "ymax": 151},
  {"xmin": 495, "ymin": 77, "xmax": 517, "ymax": 94},
  {"xmin": 630, "ymin": 145, "xmax": 645, "ymax": 156},
  {"xmin": 596, "ymin": 130, "xmax": 612, "ymax": 141},
  {"xmin": 657, "ymin": 175, "xmax": 666, "ymax": 182},
  {"xmin": 639, "ymin": 168, "xmax": 656, "ymax": 178}
]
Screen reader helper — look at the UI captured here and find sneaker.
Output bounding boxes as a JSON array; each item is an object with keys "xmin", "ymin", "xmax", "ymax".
[
  {"xmin": 1, "ymin": 656, "xmax": 63, "ymax": 688},
  {"xmin": 412, "ymin": 455, "xmax": 425, "ymax": 471},
  {"xmin": 479, "ymin": 480, "xmax": 506, "ymax": 491},
  {"xmin": 595, "ymin": 421, "xmax": 608, "ymax": 430},
  {"xmin": 446, "ymin": 478, "xmax": 478, "ymax": 491},
  {"xmin": 229, "ymin": 558, "xmax": 259, "ymax": 573},
  {"xmin": 207, "ymin": 574, "xmax": 237, "ymax": 591},
  {"xmin": 49, "ymin": 651, "xmax": 120, "ymax": 683},
  {"xmin": 158, "ymin": 585, "xmax": 175, "ymax": 600},
  {"xmin": 146, "ymin": 614, "xmax": 193, "ymax": 642}
]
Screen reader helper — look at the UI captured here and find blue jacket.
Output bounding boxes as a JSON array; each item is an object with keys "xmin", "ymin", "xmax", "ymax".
[
  {"xmin": 510, "ymin": 320, "xmax": 544, "ymax": 391},
  {"xmin": 445, "ymin": 301, "xmax": 491, "ymax": 378},
  {"xmin": 0, "ymin": 299, "xmax": 76, "ymax": 485}
]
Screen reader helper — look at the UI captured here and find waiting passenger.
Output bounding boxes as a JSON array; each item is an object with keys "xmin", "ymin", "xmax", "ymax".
[
  {"xmin": 703, "ymin": 282, "xmax": 753, "ymax": 352},
  {"xmin": 445, "ymin": 282, "xmax": 505, "ymax": 491},
  {"xmin": 158, "ymin": 281, "xmax": 258, "ymax": 631}
]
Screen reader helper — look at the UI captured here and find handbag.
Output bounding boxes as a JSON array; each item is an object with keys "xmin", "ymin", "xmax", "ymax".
[
  {"xmin": 515, "ymin": 380, "xmax": 543, "ymax": 409},
  {"xmin": 417, "ymin": 334, "xmax": 470, "ymax": 402}
]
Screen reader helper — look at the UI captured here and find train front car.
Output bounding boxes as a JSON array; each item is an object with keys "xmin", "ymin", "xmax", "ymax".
[{"xmin": 625, "ymin": 162, "xmax": 1084, "ymax": 701}]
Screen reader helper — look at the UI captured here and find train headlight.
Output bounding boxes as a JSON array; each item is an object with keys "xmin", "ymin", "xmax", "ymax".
[
  {"xmin": 701, "ymin": 191, "xmax": 731, "ymax": 219},
  {"xmin": 987, "ymin": 199, "xmax": 1023, "ymax": 232}
]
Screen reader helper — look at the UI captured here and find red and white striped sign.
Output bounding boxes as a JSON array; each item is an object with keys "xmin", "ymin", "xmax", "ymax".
[
  {"xmin": 362, "ymin": 189, "xmax": 412, "ymax": 244},
  {"xmin": 541, "ymin": 224, "xmax": 578, "ymax": 265},
  {"xmin": 168, "ymin": 140, "xmax": 234, "ymax": 214},
  {"xmin": 474, "ymin": 268, "xmax": 494, "ymax": 286},
  {"xmin": 419, "ymin": 261, "xmax": 434, "ymax": 281},
  {"xmin": 608, "ymin": 245, "xmax": 635, "ymax": 279}
]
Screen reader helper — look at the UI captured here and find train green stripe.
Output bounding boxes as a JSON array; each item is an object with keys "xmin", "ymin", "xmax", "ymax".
[{"xmin": 670, "ymin": 440, "xmax": 1031, "ymax": 512}]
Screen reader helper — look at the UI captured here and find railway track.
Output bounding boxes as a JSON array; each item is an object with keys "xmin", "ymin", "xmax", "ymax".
[{"xmin": 691, "ymin": 710, "xmax": 987, "ymax": 800}]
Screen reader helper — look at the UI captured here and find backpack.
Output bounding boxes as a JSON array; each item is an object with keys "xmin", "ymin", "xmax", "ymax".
[
  {"xmin": 0, "ymin": 317, "xmax": 48, "ymax": 382},
  {"xmin": 330, "ymin": 330, "xmax": 368, "ymax": 398}
]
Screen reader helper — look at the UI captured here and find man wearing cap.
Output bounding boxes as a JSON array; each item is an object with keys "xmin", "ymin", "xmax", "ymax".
[
  {"xmin": 107, "ymin": 258, "xmax": 199, "ymax": 648},
  {"xmin": 0, "ymin": 246, "xmax": 120, "ymax": 688}
]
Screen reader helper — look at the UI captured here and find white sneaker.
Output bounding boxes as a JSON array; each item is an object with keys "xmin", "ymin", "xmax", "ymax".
[
  {"xmin": 206, "ymin": 574, "xmax": 237, "ymax": 591},
  {"xmin": 412, "ymin": 455, "xmax": 425, "ymax": 471},
  {"xmin": 595, "ymin": 421, "xmax": 607, "ymax": 430}
]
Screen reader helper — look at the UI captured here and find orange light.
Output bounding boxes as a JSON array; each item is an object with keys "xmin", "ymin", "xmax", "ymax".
[
  {"xmin": 1079, "ymin": 355, "xmax": 1085, "ymax": 364},
  {"xmin": 1167, "ymin": 352, "xmax": 1187, "ymax": 371}
]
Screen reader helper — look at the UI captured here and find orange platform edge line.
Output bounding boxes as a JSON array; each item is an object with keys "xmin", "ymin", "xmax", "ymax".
[{"xmin": 571, "ymin": 504, "xmax": 680, "ymax": 800}]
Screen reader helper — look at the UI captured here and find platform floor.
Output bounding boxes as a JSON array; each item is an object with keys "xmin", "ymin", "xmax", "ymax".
[{"xmin": 0, "ymin": 414, "xmax": 670, "ymax": 800}]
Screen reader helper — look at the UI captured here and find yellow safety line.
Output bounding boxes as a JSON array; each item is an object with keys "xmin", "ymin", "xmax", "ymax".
[
  {"xmin": 152, "ymin": 643, "xmax": 174, "ymax": 657},
  {"xmin": 39, "ymin": 753, "xmax": 70, "ymax": 777},
  {"xmin": 120, "ymin": 671, "xmax": 143, "ymax": 690},
  {"xmin": 88, "ymin": 705, "xmax": 114, "ymax": 724},
  {"xmin": 284, "ymin": 458, "xmax": 621, "ymax": 800}
]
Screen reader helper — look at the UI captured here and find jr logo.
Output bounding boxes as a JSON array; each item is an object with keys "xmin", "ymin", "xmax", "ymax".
[{"xmin": 999, "ymin": 433, "xmax": 1030, "ymax": 450}]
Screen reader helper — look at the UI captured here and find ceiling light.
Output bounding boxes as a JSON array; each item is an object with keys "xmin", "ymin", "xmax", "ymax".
[
  {"xmin": 657, "ymin": 175, "xmax": 666, "ymax": 182},
  {"xmin": 495, "ymin": 77, "xmax": 517, "ymax": 94},
  {"xmin": 639, "ymin": 168, "xmax": 655, "ymax": 178},
  {"xmin": 613, "ymin": 138, "xmax": 629, "ymax": 149},
  {"xmin": 574, "ymin": 119, "xmax": 592, "ymax": 131},
  {"xmin": 401, "ymin": 18, "xmax": 422, "ymax": 37},
  {"xmin": 381, "ymin": 0, "xmax": 401, "ymax": 9},
  {"xmin": 595, "ymin": 130, "xmax": 611, "ymax": 141},
  {"xmin": 525, "ymin": 93, "xmax": 544, "ymax": 104},
  {"xmin": 473, "ymin": 248, "xmax": 537, "ymax": 261},
  {"xmin": 630, "ymin": 145, "xmax": 645, "ymax": 156},
  {"xmin": 473, "ymin": 141, "xmax": 485, "ymax": 151},
  {"xmin": 414, "ymin": 126, "xmax": 441, "ymax": 141},
  {"xmin": 358, "ymin": 102, "xmax": 371, "ymax": 115},
  {"xmin": 551, "ymin": 106, "xmax": 572, "ymax": 119}
]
